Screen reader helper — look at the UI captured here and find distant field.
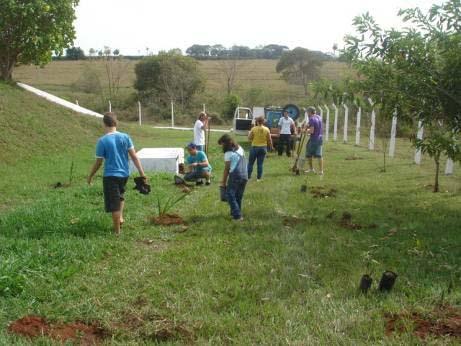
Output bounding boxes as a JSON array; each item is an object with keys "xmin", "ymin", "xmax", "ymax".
[{"xmin": 14, "ymin": 59, "xmax": 352, "ymax": 117}]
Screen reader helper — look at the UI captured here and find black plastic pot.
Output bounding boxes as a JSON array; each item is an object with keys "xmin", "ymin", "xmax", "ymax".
[
  {"xmin": 378, "ymin": 271, "xmax": 397, "ymax": 292},
  {"xmin": 300, "ymin": 185, "xmax": 307, "ymax": 192},
  {"xmin": 359, "ymin": 274, "xmax": 373, "ymax": 293}
]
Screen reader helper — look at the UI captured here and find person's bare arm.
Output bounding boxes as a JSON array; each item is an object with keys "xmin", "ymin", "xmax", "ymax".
[
  {"xmin": 128, "ymin": 148, "xmax": 146, "ymax": 177},
  {"xmin": 248, "ymin": 129, "xmax": 254, "ymax": 141},
  {"xmin": 266, "ymin": 131, "xmax": 273, "ymax": 150},
  {"xmin": 87, "ymin": 158, "xmax": 103, "ymax": 185},
  {"xmin": 220, "ymin": 161, "xmax": 231, "ymax": 187}
]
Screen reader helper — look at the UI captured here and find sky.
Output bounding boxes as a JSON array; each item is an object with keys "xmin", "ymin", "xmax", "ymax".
[{"xmin": 73, "ymin": 0, "xmax": 440, "ymax": 55}]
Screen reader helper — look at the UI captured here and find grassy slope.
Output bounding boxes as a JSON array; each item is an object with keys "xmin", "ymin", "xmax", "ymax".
[
  {"xmin": 13, "ymin": 59, "xmax": 352, "ymax": 115},
  {"xmin": 1, "ymin": 83, "xmax": 461, "ymax": 345}
]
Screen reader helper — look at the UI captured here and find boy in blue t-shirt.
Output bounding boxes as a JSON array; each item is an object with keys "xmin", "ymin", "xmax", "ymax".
[
  {"xmin": 87, "ymin": 113, "xmax": 146, "ymax": 235},
  {"xmin": 184, "ymin": 143, "xmax": 212, "ymax": 186}
]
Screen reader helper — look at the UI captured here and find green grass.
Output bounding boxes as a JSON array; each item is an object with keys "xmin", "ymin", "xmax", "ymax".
[{"xmin": 1, "ymin": 83, "xmax": 460, "ymax": 345}]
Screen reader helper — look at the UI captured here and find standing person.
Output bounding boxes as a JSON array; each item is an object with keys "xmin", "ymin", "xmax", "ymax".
[
  {"xmin": 218, "ymin": 134, "xmax": 248, "ymax": 221},
  {"xmin": 193, "ymin": 112, "xmax": 208, "ymax": 152},
  {"xmin": 277, "ymin": 111, "xmax": 296, "ymax": 157},
  {"xmin": 247, "ymin": 117, "xmax": 273, "ymax": 181},
  {"xmin": 184, "ymin": 143, "xmax": 212, "ymax": 185},
  {"xmin": 304, "ymin": 107, "xmax": 324, "ymax": 174},
  {"xmin": 87, "ymin": 113, "xmax": 146, "ymax": 235}
]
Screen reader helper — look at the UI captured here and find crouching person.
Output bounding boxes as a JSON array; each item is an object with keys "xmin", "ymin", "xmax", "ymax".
[
  {"xmin": 87, "ymin": 113, "xmax": 146, "ymax": 235},
  {"xmin": 185, "ymin": 143, "xmax": 212, "ymax": 186},
  {"xmin": 218, "ymin": 134, "xmax": 248, "ymax": 221}
]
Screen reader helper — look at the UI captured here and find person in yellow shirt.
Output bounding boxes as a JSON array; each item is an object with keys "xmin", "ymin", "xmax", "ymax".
[{"xmin": 247, "ymin": 117, "xmax": 273, "ymax": 181}]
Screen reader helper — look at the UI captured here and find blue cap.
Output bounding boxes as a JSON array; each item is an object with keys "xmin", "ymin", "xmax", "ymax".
[{"xmin": 187, "ymin": 142, "xmax": 197, "ymax": 149}]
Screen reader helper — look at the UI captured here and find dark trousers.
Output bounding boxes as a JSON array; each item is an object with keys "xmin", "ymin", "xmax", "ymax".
[
  {"xmin": 226, "ymin": 176, "xmax": 247, "ymax": 219},
  {"xmin": 248, "ymin": 146, "xmax": 267, "ymax": 179},
  {"xmin": 278, "ymin": 134, "xmax": 292, "ymax": 157}
]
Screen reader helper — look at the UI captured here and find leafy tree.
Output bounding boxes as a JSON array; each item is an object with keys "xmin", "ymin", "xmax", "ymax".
[
  {"xmin": 113, "ymin": 49, "xmax": 120, "ymax": 56},
  {"xmin": 0, "ymin": 0, "xmax": 79, "ymax": 80},
  {"xmin": 186, "ymin": 44, "xmax": 211, "ymax": 58},
  {"xmin": 134, "ymin": 52, "xmax": 205, "ymax": 110},
  {"xmin": 65, "ymin": 46, "xmax": 85, "ymax": 60},
  {"xmin": 222, "ymin": 94, "xmax": 240, "ymax": 119},
  {"xmin": 344, "ymin": 0, "xmax": 461, "ymax": 191},
  {"xmin": 276, "ymin": 47, "xmax": 323, "ymax": 96},
  {"xmin": 88, "ymin": 48, "xmax": 96, "ymax": 57}
]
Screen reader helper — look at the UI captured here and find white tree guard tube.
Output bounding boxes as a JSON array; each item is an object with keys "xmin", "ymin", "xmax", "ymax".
[
  {"xmin": 389, "ymin": 113, "xmax": 398, "ymax": 158},
  {"xmin": 138, "ymin": 101, "xmax": 142, "ymax": 126},
  {"xmin": 343, "ymin": 104, "xmax": 349, "ymax": 143},
  {"xmin": 445, "ymin": 159, "xmax": 454, "ymax": 175},
  {"xmin": 368, "ymin": 98, "xmax": 376, "ymax": 151},
  {"xmin": 414, "ymin": 121, "xmax": 424, "ymax": 165},
  {"xmin": 332, "ymin": 103, "xmax": 338, "ymax": 142},
  {"xmin": 324, "ymin": 104, "xmax": 330, "ymax": 142},
  {"xmin": 355, "ymin": 107, "xmax": 361, "ymax": 146}
]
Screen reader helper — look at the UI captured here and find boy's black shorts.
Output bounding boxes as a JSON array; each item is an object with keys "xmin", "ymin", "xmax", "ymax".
[{"xmin": 103, "ymin": 176, "xmax": 128, "ymax": 212}]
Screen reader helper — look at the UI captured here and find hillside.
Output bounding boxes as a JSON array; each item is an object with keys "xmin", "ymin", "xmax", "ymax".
[
  {"xmin": 13, "ymin": 59, "xmax": 353, "ymax": 121},
  {"xmin": 0, "ymin": 82, "xmax": 102, "ymax": 164}
]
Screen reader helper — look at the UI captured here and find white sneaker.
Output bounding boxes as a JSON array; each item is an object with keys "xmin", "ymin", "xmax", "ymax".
[
  {"xmin": 319, "ymin": 171, "xmax": 324, "ymax": 175},
  {"xmin": 304, "ymin": 169, "xmax": 315, "ymax": 174},
  {"xmin": 256, "ymin": 179, "xmax": 262, "ymax": 182}
]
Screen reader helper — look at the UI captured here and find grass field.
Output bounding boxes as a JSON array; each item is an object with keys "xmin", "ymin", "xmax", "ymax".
[
  {"xmin": 1, "ymin": 82, "xmax": 460, "ymax": 344},
  {"xmin": 13, "ymin": 59, "xmax": 352, "ymax": 122}
]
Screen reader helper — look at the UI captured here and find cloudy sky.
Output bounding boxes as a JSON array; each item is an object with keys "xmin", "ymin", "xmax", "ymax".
[{"xmin": 74, "ymin": 0, "xmax": 439, "ymax": 55}]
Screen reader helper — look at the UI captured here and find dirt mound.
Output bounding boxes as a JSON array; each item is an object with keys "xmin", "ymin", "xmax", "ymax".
[
  {"xmin": 339, "ymin": 212, "xmax": 362, "ymax": 230},
  {"xmin": 283, "ymin": 216, "xmax": 304, "ymax": 227},
  {"xmin": 8, "ymin": 315, "xmax": 109, "ymax": 345},
  {"xmin": 151, "ymin": 214, "xmax": 184, "ymax": 226},
  {"xmin": 385, "ymin": 305, "xmax": 461, "ymax": 339},
  {"xmin": 310, "ymin": 186, "xmax": 337, "ymax": 198}
]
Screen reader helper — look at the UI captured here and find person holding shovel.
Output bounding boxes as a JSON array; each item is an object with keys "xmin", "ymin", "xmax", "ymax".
[
  {"xmin": 304, "ymin": 107, "xmax": 324, "ymax": 174},
  {"xmin": 218, "ymin": 134, "xmax": 248, "ymax": 221},
  {"xmin": 87, "ymin": 113, "xmax": 146, "ymax": 236},
  {"xmin": 184, "ymin": 143, "xmax": 212, "ymax": 186},
  {"xmin": 247, "ymin": 116, "xmax": 273, "ymax": 181},
  {"xmin": 193, "ymin": 112, "xmax": 208, "ymax": 152}
]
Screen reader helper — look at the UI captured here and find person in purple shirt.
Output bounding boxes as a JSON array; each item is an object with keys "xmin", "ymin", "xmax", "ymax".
[{"xmin": 304, "ymin": 107, "xmax": 324, "ymax": 175}]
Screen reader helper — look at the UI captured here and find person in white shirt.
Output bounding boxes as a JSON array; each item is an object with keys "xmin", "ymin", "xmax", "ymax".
[
  {"xmin": 277, "ymin": 111, "xmax": 296, "ymax": 157},
  {"xmin": 193, "ymin": 112, "xmax": 208, "ymax": 151}
]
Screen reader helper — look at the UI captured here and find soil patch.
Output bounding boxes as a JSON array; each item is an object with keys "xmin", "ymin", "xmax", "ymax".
[
  {"xmin": 345, "ymin": 155, "xmax": 364, "ymax": 160},
  {"xmin": 8, "ymin": 315, "xmax": 109, "ymax": 345},
  {"xmin": 385, "ymin": 305, "xmax": 461, "ymax": 339},
  {"xmin": 310, "ymin": 186, "xmax": 337, "ymax": 198},
  {"xmin": 151, "ymin": 214, "xmax": 185, "ymax": 226},
  {"xmin": 136, "ymin": 239, "xmax": 168, "ymax": 251},
  {"xmin": 339, "ymin": 212, "xmax": 362, "ymax": 230},
  {"xmin": 52, "ymin": 182, "xmax": 71, "ymax": 189},
  {"xmin": 283, "ymin": 216, "xmax": 304, "ymax": 227}
]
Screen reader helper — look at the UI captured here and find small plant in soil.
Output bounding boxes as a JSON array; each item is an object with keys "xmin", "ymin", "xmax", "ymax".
[
  {"xmin": 359, "ymin": 249, "xmax": 380, "ymax": 293},
  {"xmin": 151, "ymin": 193, "xmax": 187, "ymax": 226}
]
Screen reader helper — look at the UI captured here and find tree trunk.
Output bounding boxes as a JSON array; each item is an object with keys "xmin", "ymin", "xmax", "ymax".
[
  {"xmin": 0, "ymin": 59, "xmax": 15, "ymax": 81},
  {"xmin": 434, "ymin": 156, "xmax": 440, "ymax": 193}
]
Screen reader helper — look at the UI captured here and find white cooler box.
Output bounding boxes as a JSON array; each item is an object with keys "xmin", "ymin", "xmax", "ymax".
[{"xmin": 130, "ymin": 148, "xmax": 184, "ymax": 174}]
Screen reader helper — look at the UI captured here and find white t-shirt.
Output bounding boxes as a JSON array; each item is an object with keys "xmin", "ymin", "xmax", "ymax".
[
  {"xmin": 224, "ymin": 146, "xmax": 245, "ymax": 172},
  {"xmin": 194, "ymin": 119, "xmax": 205, "ymax": 145},
  {"xmin": 278, "ymin": 117, "xmax": 295, "ymax": 135}
]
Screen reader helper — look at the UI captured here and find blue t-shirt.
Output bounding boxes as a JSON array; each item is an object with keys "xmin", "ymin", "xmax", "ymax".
[
  {"xmin": 186, "ymin": 151, "xmax": 211, "ymax": 172},
  {"xmin": 95, "ymin": 132, "xmax": 134, "ymax": 177}
]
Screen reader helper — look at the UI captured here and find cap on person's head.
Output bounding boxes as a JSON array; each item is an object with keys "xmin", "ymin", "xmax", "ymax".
[
  {"xmin": 187, "ymin": 142, "xmax": 197, "ymax": 150},
  {"xmin": 306, "ymin": 106, "xmax": 316, "ymax": 115}
]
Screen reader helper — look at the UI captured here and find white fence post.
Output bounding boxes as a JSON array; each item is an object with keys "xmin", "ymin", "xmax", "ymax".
[
  {"xmin": 171, "ymin": 101, "xmax": 175, "ymax": 128},
  {"xmin": 355, "ymin": 106, "xmax": 361, "ymax": 146},
  {"xmin": 109, "ymin": 100, "xmax": 112, "ymax": 113},
  {"xmin": 414, "ymin": 121, "xmax": 424, "ymax": 164},
  {"xmin": 332, "ymin": 103, "xmax": 338, "ymax": 142},
  {"xmin": 389, "ymin": 112, "xmax": 398, "ymax": 158},
  {"xmin": 324, "ymin": 104, "xmax": 330, "ymax": 142},
  {"xmin": 317, "ymin": 105, "xmax": 323, "ymax": 120},
  {"xmin": 342, "ymin": 104, "xmax": 349, "ymax": 143},
  {"xmin": 75, "ymin": 100, "xmax": 79, "ymax": 106},
  {"xmin": 203, "ymin": 104, "xmax": 206, "ymax": 113},
  {"xmin": 445, "ymin": 159, "xmax": 454, "ymax": 175},
  {"xmin": 138, "ymin": 101, "xmax": 142, "ymax": 126},
  {"xmin": 368, "ymin": 98, "xmax": 375, "ymax": 151}
]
